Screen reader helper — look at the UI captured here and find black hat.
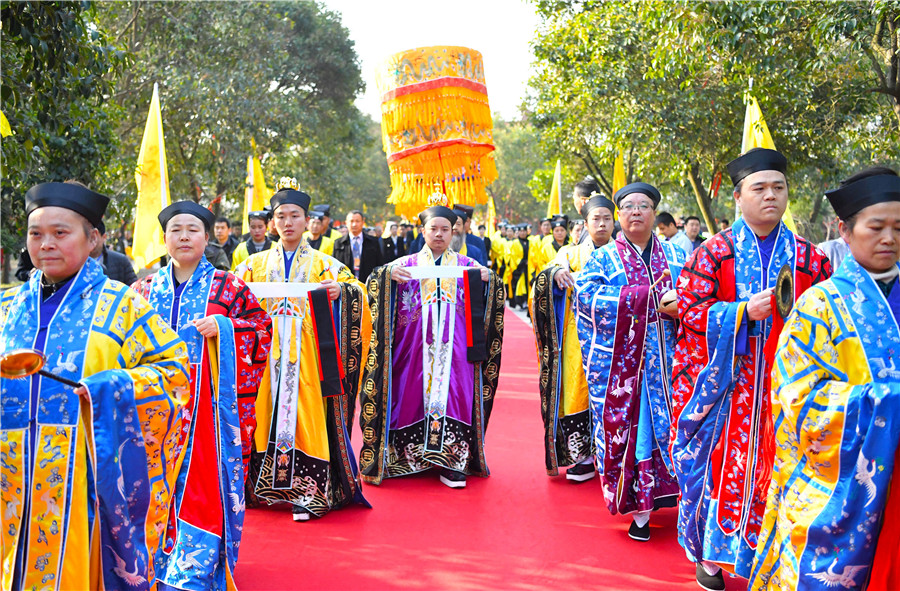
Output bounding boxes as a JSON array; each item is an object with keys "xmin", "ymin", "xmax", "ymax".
[
  {"xmin": 308, "ymin": 210, "xmax": 324, "ymax": 220},
  {"xmin": 418, "ymin": 206, "xmax": 458, "ymax": 226},
  {"xmin": 550, "ymin": 215, "xmax": 569, "ymax": 229},
  {"xmin": 25, "ymin": 182, "xmax": 110, "ymax": 229},
  {"xmin": 271, "ymin": 188, "xmax": 311, "ymax": 212},
  {"xmin": 452, "ymin": 207, "xmax": 468, "ymax": 223},
  {"xmin": 726, "ymin": 147, "xmax": 787, "ymax": 186},
  {"xmin": 613, "ymin": 182, "xmax": 661, "ymax": 208},
  {"xmin": 825, "ymin": 170, "xmax": 900, "ymax": 221},
  {"xmin": 542, "ymin": 217, "xmax": 553, "ymax": 224},
  {"xmin": 517, "ymin": 223, "xmax": 529, "ymax": 231},
  {"xmin": 455, "ymin": 204, "xmax": 474, "ymax": 218},
  {"xmin": 158, "ymin": 200, "xmax": 216, "ymax": 232},
  {"xmin": 248, "ymin": 210, "xmax": 269, "ymax": 222},
  {"xmin": 581, "ymin": 192, "xmax": 617, "ymax": 218},
  {"xmin": 311, "ymin": 204, "xmax": 332, "ymax": 217}
]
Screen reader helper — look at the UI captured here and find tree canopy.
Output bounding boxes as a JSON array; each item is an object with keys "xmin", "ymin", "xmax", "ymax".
[
  {"xmin": 1, "ymin": 0, "xmax": 378, "ymax": 267},
  {"xmin": 526, "ymin": 0, "xmax": 899, "ymax": 240},
  {"xmin": 1, "ymin": 0, "xmax": 126, "ymax": 254}
]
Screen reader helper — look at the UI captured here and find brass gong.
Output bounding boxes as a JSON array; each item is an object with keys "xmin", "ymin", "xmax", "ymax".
[
  {"xmin": 774, "ymin": 264, "xmax": 794, "ymax": 319},
  {"xmin": 0, "ymin": 348, "xmax": 81, "ymax": 388}
]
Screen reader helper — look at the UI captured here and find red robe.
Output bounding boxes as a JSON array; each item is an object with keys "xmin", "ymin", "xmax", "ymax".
[{"xmin": 670, "ymin": 224, "xmax": 831, "ymax": 574}]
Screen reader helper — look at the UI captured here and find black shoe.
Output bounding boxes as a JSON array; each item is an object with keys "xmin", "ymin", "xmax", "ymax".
[
  {"xmin": 627, "ymin": 519, "xmax": 650, "ymax": 541},
  {"xmin": 292, "ymin": 506, "xmax": 310, "ymax": 522},
  {"xmin": 695, "ymin": 563, "xmax": 725, "ymax": 591},
  {"xmin": 439, "ymin": 468, "xmax": 467, "ymax": 489},
  {"xmin": 565, "ymin": 462, "xmax": 596, "ymax": 482},
  {"xmin": 653, "ymin": 495, "xmax": 678, "ymax": 510}
]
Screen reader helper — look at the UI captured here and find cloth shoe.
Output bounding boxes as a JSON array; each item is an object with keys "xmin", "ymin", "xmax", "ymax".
[
  {"xmin": 439, "ymin": 468, "xmax": 467, "ymax": 489},
  {"xmin": 565, "ymin": 461, "xmax": 596, "ymax": 482},
  {"xmin": 653, "ymin": 495, "xmax": 678, "ymax": 510},
  {"xmin": 627, "ymin": 519, "xmax": 650, "ymax": 542},
  {"xmin": 292, "ymin": 506, "xmax": 311, "ymax": 522},
  {"xmin": 695, "ymin": 563, "xmax": 725, "ymax": 591}
]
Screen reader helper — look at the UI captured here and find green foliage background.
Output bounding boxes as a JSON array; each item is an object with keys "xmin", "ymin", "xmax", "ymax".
[{"xmin": 524, "ymin": 0, "xmax": 900, "ymax": 241}]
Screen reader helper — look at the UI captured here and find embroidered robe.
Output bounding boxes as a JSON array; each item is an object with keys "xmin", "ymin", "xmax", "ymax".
[
  {"xmin": 134, "ymin": 258, "xmax": 271, "ymax": 590},
  {"xmin": 575, "ymin": 234, "xmax": 686, "ymax": 515},
  {"xmin": 359, "ymin": 247, "xmax": 505, "ymax": 483},
  {"xmin": 530, "ymin": 239, "xmax": 596, "ymax": 473},
  {"xmin": 750, "ymin": 257, "xmax": 900, "ymax": 590},
  {"xmin": 235, "ymin": 241, "xmax": 370, "ymax": 517},
  {"xmin": 670, "ymin": 219, "xmax": 832, "ymax": 576},
  {"xmin": 0, "ymin": 257, "xmax": 189, "ymax": 590}
]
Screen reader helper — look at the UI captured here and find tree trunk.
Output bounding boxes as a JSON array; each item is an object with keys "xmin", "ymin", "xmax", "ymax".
[
  {"xmin": 807, "ymin": 194, "xmax": 829, "ymax": 243},
  {"xmin": 686, "ymin": 159, "xmax": 716, "ymax": 233},
  {"xmin": 1, "ymin": 249, "xmax": 10, "ymax": 285}
]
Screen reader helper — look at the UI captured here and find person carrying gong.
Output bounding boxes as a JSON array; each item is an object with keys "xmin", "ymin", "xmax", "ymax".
[{"xmin": 669, "ymin": 148, "xmax": 832, "ymax": 589}]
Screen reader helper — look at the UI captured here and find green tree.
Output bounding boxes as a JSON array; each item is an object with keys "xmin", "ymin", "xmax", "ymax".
[
  {"xmin": 527, "ymin": 1, "xmax": 898, "ymax": 239},
  {"xmin": 1, "ymin": 0, "xmax": 126, "ymax": 279},
  {"xmin": 490, "ymin": 117, "xmax": 554, "ymax": 223},
  {"xmin": 332, "ymin": 116, "xmax": 394, "ymax": 223},
  {"xmin": 96, "ymin": 0, "xmax": 369, "ymax": 223}
]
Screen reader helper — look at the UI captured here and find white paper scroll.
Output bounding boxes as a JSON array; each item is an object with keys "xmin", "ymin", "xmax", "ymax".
[
  {"xmin": 245, "ymin": 282, "xmax": 322, "ymax": 299},
  {"xmin": 405, "ymin": 266, "xmax": 467, "ymax": 280}
]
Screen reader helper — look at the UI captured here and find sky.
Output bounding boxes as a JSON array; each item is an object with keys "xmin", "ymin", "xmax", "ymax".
[{"xmin": 319, "ymin": 0, "xmax": 541, "ymax": 122}]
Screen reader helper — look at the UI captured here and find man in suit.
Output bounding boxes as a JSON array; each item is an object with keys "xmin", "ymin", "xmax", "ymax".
[
  {"xmin": 91, "ymin": 221, "xmax": 138, "ymax": 285},
  {"xmin": 333, "ymin": 209, "xmax": 384, "ymax": 282},
  {"xmin": 382, "ymin": 221, "xmax": 405, "ymax": 262},
  {"xmin": 212, "ymin": 216, "xmax": 240, "ymax": 265}
]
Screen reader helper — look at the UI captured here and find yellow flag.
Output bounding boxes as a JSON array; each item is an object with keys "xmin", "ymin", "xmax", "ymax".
[
  {"xmin": 741, "ymin": 94, "xmax": 797, "ymax": 233},
  {"xmin": 613, "ymin": 148, "xmax": 626, "ymax": 194},
  {"xmin": 546, "ymin": 159, "xmax": 562, "ymax": 218},
  {"xmin": 132, "ymin": 83, "xmax": 170, "ymax": 269},
  {"xmin": 0, "ymin": 110, "xmax": 12, "ymax": 137},
  {"xmin": 241, "ymin": 142, "xmax": 272, "ymax": 234},
  {"xmin": 487, "ymin": 193, "xmax": 497, "ymax": 233}
]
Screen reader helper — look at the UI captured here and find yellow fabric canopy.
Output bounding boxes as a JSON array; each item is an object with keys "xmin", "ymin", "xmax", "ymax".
[{"xmin": 377, "ymin": 46, "xmax": 497, "ymax": 218}]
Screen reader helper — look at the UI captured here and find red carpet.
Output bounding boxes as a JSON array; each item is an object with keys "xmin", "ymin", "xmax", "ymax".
[{"xmin": 235, "ymin": 309, "xmax": 744, "ymax": 590}]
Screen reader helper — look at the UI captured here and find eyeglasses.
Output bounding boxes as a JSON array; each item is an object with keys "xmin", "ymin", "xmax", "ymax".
[{"xmin": 619, "ymin": 203, "xmax": 653, "ymax": 213}]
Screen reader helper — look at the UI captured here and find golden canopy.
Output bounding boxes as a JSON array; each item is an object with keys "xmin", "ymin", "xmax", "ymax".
[{"xmin": 376, "ymin": 45, "xmax": 497, "ymax": 219}]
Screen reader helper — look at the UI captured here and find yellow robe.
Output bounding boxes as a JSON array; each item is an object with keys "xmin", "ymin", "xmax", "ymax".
[
  {"xmin": 548, "ymin": 240, "xmax": 595, "ymax": 417},
  {"xmin": 235, "ymin": 241, "xmax": 370, "ymax": 515},
  {"xmin": 301, "ymin": 231, "xmax": 335, "ymax": 256},
  {"xmin": 0, "ymin": 258, "xmax": 189, "ymax": 590},
  {"xmin": 505, "ymin": 239, "xmax": 528, "ymax": 298}
]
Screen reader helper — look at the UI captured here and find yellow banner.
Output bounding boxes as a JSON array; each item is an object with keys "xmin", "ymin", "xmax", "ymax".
[
  {"xmin": 488, "ymin": 193, "xmax": 497, "ymax": 233},
  {"xmin": 132, "ymin": 83, "xmax": 170, "ymax": 269},
  {"xmin": 741, "ymin": 94, "xmax": 797, "ymax": 233},
  {"xmin": 613, "ymin": 148, "xmax": 626, "ymax": 194},
  {"xmin": 242, "ymin": 142, "xmax": 272, "ymax": 234},
  {"xmin": 0, "ymin": 110, "xmax": 12, "ymax": 137},
  {"xmin": 546, "ymin": 159, "xmax": 562, "ymax": 218}
]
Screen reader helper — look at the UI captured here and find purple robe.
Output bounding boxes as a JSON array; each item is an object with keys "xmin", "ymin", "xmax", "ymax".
[{"xmin": 358, "ymin": 247, "xmax": 505, "ymax": 483}]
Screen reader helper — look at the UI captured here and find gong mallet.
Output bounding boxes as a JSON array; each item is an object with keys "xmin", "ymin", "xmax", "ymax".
[
  {"xmin": 0, "ymin": 348, "xmax": 82, "ymax": 389},
  {"xmin": 649, "ymin": 269, "xmax": 671, "ymax": 291}
]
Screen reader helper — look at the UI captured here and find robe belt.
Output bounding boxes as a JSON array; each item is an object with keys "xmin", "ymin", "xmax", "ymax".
[
  {"xmin": 308, "ymin": 288, "xmax": 345, "ymax": 397},
  {"xmin": 463, "ymin": 269, "xmax": 487, "ymax": 362},
  {"xmin": 246, "ymin": 282, "xmax": 344, "ymax": 398},
  {"xmin": 401, "ymin": 265, "xmax": 487, "ymax": 360}
]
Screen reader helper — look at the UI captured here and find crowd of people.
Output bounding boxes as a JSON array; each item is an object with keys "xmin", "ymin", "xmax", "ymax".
[{"xmin": 1, "ymin": 148, "xmax": 898, "ymax": 591}]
